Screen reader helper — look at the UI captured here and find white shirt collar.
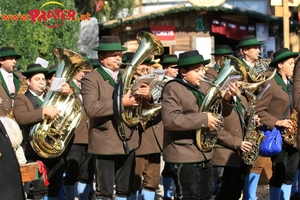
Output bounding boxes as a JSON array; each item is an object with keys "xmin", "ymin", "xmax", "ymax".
[
  {"xmin": 242, "ymin": 58, "xmax": 254, "ymax": 68},
  {"xmin": 28, "ymin": 89, "xmax": 44, "ymax": 101},
  {"xmin": 101, "ymin": 65, "xmax": 119, "ymax": 77},
  {"xmin": 0, "ymin": 68, "xmax": 13, "ymax": 79}
]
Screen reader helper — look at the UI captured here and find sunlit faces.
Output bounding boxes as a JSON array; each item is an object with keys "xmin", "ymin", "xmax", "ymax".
[
  {"xmin": 242, "ymin": 45, "xmax": 261, "ymax": 63},
  {"xmin": 0, "ymin": 56, "xmax": 17, "ymax": 73},
  {"xmin": 180, "ymin": 64, "xmax": 206, "ymax": 87},
  {"xmin": 278, "ymin": 57, "xmax": 295, "ymax": 79},
  {"xmin": 99, "ymin": 51, "xmax": 122, "ymax": 71},
  {"xmin": 165, "ymin": 64, "xmax": 178, "ymax": 78},
  {"xmin": 26, "ymin": 73, "xmax": 46, "ymax": 96}
]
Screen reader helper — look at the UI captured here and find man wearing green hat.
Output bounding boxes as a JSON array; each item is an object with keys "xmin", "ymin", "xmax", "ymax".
[
  {"xmin": 256, "ymin": 48, "xmax": 299, "ymax": 200},
  {"xmin": 201, "ymin": 45, "xmax": 235, "ymax": 94},
  {"xmin": 81, "ymin": 35, "xmax": 140, "ymax": 200},
  {"xmin": 209, "ymin": 45, "xmax": 235, "ymax": 77},
  {"xmin": 0, "ymin": 47, "xmax": 24, "ymax": 116},
  {"xmin": 13, "ymin": 63, "xmax": 69, "ymax": 200},
  {"xmin": 160, "ymin": 54, "xmax": 178, "ymax": 82},
  {"xmin": 236, "ymin": 35, "xmax": 264, "ymax": 72},
  {"xmin": 238, "ymin": 35, "xmax": 267, "ymax": 200},
  {"xmin": 161, "ymin": 50, "xmax": 227, "ymax": 200}
]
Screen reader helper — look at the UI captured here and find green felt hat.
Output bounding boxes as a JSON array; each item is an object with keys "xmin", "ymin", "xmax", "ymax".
[
  {"xmin": 160, "ymin": 54, "xmax": 178, "ymax": 64},
  {"xmin": 0, "ymin": 47, "xmax": 22, "ymax": 59},
  {"xmin": 211, "ymin": 45, "xmax": 234, "ymax": 55},
  {"xmin": 122, "ymin": 52, "xmax": 135, "ymax": 63},
  {"xmin": 22, "ymin": 63, "xmax": 48, "ymax": 78},
  {"xmin": 174, "ymin": 50, "xmax": 210, "ymax": 69},
  {"xmin": 46, "ymin": 65, "xmax": 57, "ymax": 79},
  {"xmin": 92, "ymin": 36, "xmax": 127, "ymax": 51},
  {"xmin": 89, "ymin": 59, "xmax": 100, "ymax": 68},
  {"xmin": 142, "ymin": 57, "xmax": 152, "ymax": 65},
  {"xmin": 235, "ymin": 35, "xmax": 264, "ymax": 49},
  {"xmin": 269, "ymin": 48, "xmax": 299, "ymax": 68}
]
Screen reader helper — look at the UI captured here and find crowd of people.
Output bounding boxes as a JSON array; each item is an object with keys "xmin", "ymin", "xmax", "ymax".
[{"xmin": 0, "ymin": 33, "xmax": 300, "ymax": 200}]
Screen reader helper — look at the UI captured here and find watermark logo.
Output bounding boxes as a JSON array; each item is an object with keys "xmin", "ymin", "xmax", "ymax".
[{"xmin": 1, "ymin": 1, "xmax": 90, "ymax": 28}]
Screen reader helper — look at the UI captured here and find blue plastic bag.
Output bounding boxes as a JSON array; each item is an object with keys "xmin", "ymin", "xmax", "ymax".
[{"xmin": 259, "ymin": 125, "xmax": 283, "ymax": 157}]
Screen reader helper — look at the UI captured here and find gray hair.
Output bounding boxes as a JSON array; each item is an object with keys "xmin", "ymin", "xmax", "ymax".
[{"xmin": 0, "ymin": 117, "xmax": 23, "ymax": 149}]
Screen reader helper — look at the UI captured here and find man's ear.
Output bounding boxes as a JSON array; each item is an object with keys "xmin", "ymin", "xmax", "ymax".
[{"xmin": 179, "ymin": 68, "xmax": 187, "ymax": 76}]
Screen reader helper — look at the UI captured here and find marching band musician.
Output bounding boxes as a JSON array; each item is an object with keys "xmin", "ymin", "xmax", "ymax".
[
  {"xmin": 236, "ymin": 35, "xmax": 263, "ymax": 71},
  {"xmin": 206, "ymin": 45, "xmax": 235, "ymax": 79},
  {"xmin": 161, "ymin": 54, "xmax": 178, "ymax": 82},
  {"xmin": 63, "ymin": 65, "xmax": 95, "ymax": 200},
  {"xmin": 236, "ymin": 35, "xmax": 270, "ymax": 200},
  {"xmin": 256, "ymin": 48, "xmax": 299, "ymax": 200},
  {"xmin": 160, "ymin": 54, "xmax": 178, "ymax": 200},
  {"xmin": 0, "ymin": 47, "xmax": 23, "ymax": 116},
  {"xmin": 81, "ymin": 36, "xmax": 140, "ymax": 200},
  {"xmin": 128, "ymin": 57, "xmax": 164, "ymax": 200},
  {"xmin": 13, "ymin": 63, "xmax": 71, "ymax": 200},
  {"xmin": 201, "ymin": 45, "xmax": 235, "ymax": 194},
  {"xmin": 161, "ymin": 50, "xmax": 226, "ymax": 200},
  {"xmin": 212, "ymin": 75, "xmax": 252, "ymax": 199}
]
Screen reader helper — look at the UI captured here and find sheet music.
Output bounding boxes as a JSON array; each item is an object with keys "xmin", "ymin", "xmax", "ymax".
[{"xmin": 50, "ymin": 77, "xmax": 66, "ymax": 91}]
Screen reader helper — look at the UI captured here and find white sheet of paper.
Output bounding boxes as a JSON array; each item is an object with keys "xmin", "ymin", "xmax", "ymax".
[
  {"xmin": 132, "ymin": 74, "xmax": 155, "ymax": 91},
  {"xmin": 35, "ymin": 57, "xmax": 49, "ymax": 68},
  {"xmin": 151, "ymin": 69, "xmax": 166, "ymax": 82},
  {"xmin": 50, "ymin": 77, "xmax": 66, "ymax": 91}
]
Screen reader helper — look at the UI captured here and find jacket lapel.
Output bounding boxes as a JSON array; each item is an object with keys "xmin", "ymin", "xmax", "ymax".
[
  {"xmin": 97, "ymin": 67, "xmax": 117, "ymax": 87},
  {"xmin": 274, "ymin": 73, "xmax": 288, "ymax": 94},
  {"xmin": 0, "ymin": 72, "xmax": 11, "ymax": 97}
]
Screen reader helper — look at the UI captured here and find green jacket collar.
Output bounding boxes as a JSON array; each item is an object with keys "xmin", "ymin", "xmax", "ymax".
[
  {"xmin": 274, "ymin": 73, "xmax": 291, "ymax": 94},
  {"xmin": 97, "ymin": 66, "xmax": 121, "ymax": 87},
  {"xmin": 239, "ymin": 58, "xmax": 250, "ymax": 72},
  {"xmin": 0, "ymin": 71, "xmax": 20, "ymax": 98}
]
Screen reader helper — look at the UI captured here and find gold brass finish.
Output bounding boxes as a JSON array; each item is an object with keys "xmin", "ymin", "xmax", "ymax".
[{"xmin": 29, "ymin": 48, "xmax": 93, "ymax": 158}]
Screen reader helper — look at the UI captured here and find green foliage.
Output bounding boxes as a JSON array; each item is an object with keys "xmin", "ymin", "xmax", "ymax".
[
  {"xmin": 0, "ymin": 0, "xmax": 80, "ymax": 70},
  {"xmin": 74, "ymin": 0, "xmax": 136, "ymax": 22}
]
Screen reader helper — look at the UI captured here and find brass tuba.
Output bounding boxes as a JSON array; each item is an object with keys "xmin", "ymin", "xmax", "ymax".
[
  {"xmin": 196, "ymin": 55, "xmax": 248, "ymax": 151},
  {"xmin": 114, "ymin": 31, "xmax": 164, "ymax": 129},
  {"xmin": 29, "ymin": 48, "xmax": 93, "ymax": 158}
]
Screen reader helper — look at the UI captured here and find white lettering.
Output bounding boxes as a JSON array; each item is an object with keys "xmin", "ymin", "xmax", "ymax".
[{"xmin": 152, "ymin": 30, "xmax": 174, "ymax": 36}]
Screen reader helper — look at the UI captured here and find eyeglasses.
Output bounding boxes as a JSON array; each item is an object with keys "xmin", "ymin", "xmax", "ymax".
[{"xmin": 136, "ymin": 68, "xmax": 148, "ymax": 73}]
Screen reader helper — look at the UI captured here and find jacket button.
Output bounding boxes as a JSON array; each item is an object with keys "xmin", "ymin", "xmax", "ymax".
[
  {"xmin": 202, "ymin": 124, "xmax": 205, "ymax": 127},
  {"xmin": 0, "ymin": 152, "xmax": 2, "ymax": 157},
  {"xmin": 237, "ymin": 129, "xmax": 239, "ymax": 132},
  {"xmin": 5, "ymin": 134, "xmax": 9, "ymax": 138}
]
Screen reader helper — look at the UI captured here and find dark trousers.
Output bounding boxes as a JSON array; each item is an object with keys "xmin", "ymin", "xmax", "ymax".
[
  {"xmin": 162, "ymin": 162, "xmax": 173, "ymax": 177},
  {"xmin": 170, "ymin": 160, "xmax": 213, "ymax": 200},
  {"xmin": 64, "ymin": 144, "xmax": 94, "ymax": 185},
  {"xmin": 215, "ymin": 166, "xmax": 244, "ymax": 200},
  {"xmin": 27, "ymin": 155, "xmax": 67, "ymax": 199},
  {"xmin": 270, "ymin": 144, "xmax": 299, "ymax": 187},
  {"xmin": 93, "ymin": 151, "xmax": 136, "ymax": 200}
]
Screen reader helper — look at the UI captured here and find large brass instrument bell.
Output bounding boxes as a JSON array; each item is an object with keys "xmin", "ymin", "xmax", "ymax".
[
  {"xmin": 113, "ymin": 31, "xmax": 164, "ymax": 129},
  {"xmin": 29, "ymin": 48, "xmax": 93, "ymax": 158},
  {"xmin": 196, "ymin": 55, "xmax": 247, "ymax": 151}
]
